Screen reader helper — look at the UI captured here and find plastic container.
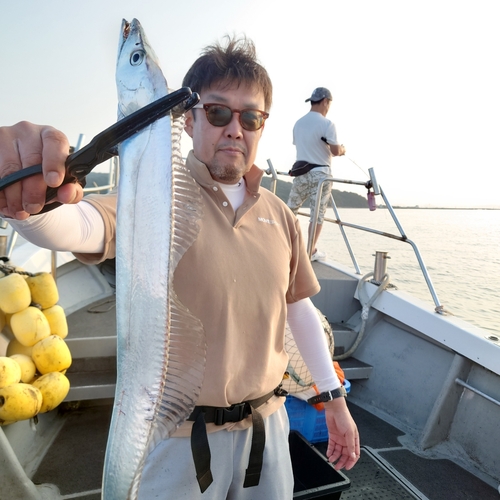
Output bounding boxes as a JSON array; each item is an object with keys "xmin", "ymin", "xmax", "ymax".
[
  {"xmin": 290, "ymin": 430, "xmax": 351, "ymax": 499},
  {"xmin": 285, "ymin": 381, "xmax": 351, "ymax": 444},
  {"xmin": 286, "ymin": 395, "xmax": 329, "ymax": 443}
]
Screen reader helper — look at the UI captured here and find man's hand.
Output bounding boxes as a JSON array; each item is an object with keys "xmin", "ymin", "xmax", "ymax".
[
  {"xmin": 324, "ymin": 397, "xmax": 360, "ymax": 470},
  {"xmin": 329, "ymin": 143, "xmax": 346, "ymax": 157},
  {"xmin": 0, "ymin": 122, "xmax": 84, "ymax": 220}
]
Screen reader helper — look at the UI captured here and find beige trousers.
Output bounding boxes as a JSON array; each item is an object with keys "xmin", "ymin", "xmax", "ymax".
[{"xmin": 138, "ymin": 405, "xmax": 293, "ymax": 499}]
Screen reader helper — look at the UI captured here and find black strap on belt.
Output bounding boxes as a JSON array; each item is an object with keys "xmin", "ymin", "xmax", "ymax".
[
  {"xmin": 242, "ymin": 403, "xmax": 266, "ymax": 488},
  {"xmin": 188, "ymin": 387, "xmax": 286, "ymax": 493},
  {"xmin": 190, "ymin": 410, "xmax": 214, "ymax": 491}
]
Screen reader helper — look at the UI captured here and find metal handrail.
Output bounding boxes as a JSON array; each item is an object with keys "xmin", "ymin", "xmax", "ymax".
[
  {"xmin": 4, "ymin": 155, "xmax": 119, "ymax": 268},
  {"xmin": 455, "ymin": 378, "xmax": 500, "ymax": 407},
  {"xmin": 309, "ymin": 177, "xmax": 361, "ymax": 273},
  {"xmin": 265, "ymin": 160, "xmax": 444, "ymax": 313}
]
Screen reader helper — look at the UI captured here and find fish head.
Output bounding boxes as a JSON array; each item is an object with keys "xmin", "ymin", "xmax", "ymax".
[{"xmin": 116, "ymin": 18, "xmax": 168, "ymax": 119}]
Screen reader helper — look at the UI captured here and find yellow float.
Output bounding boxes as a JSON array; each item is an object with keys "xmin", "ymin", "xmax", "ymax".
[
  {"xmin": 32, "ymin": 372, "xmax": 70, "ymax": 413},
  {"xmin": 0, "ymin": 273, "xmax": 31, "ymax": 314},
  {"xmin": 0, "ymin": 383, "xmax": 42, "ymax": 423},
  {"xmin": 31, "ymin": 335, "xmax": 72, "ymax": 375}
]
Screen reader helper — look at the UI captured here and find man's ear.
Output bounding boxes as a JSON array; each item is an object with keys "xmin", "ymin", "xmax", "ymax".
[{"xmin": 184, "ymin": 110, "xmax": 194, "ymax": 138}]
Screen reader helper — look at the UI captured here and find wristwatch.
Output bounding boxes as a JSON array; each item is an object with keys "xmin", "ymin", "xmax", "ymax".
[{"xmin": 307, "ymin": 386, "xmax": 347, "ymax": 405}]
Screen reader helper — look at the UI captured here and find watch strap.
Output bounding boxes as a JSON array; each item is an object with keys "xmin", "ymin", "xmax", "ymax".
[{"xmin": 307, "ymin": 386, "xmax": 347, "ymax": 405}]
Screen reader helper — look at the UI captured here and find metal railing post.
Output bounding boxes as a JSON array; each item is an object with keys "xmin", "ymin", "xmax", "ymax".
[
  {"xmin": 263, "ymin": 161, "xmax": 444, "ymax": 312},
  {"xmin": 265, "ymin": 159, "xmax": 278, "ymax": 195},
  {"xmin": 308, "ymin": 176, "xmax": 361, "ymax": 273},
  {"xmin": 328, "ymin": 194, "xmax": 361, "ymax": 275},
  {"xmin": 51, "ymin": 251, "xmax": 57, "ymax": 281}
]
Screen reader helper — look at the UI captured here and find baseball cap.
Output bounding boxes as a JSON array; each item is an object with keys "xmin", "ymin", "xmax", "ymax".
[{"xmin": 305, "ymin": 87, "xmax": 332, "ymax": 102}]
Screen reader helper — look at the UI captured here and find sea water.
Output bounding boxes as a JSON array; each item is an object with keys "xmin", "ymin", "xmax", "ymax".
[{"xmin": 298, "ymin": 208, "xmax": 500, "ymax": 336}]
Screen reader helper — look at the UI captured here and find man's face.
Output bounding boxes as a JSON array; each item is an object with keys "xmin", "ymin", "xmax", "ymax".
[{"xmin": 184, "ymin": 82, "xmax": 266, "ymax": 184}]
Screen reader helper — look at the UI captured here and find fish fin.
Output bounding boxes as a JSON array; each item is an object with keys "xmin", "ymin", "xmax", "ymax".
[
  {"xmin": 130, "ymin": 113, "xmax": 206, "ymax": 497},
  {"xmin": 153, "ymin": 288, "xmax": 206, "ymax": 438},
  {"xmin": 130, "ymin": 288, "xmax": 206, "ymax": 500},
  {"xmin": 169, "ymin": 115, "xmax": 204, "ymax": 269},
  {"xmin": 155, "ymin": 113, "xmax": 205, "ymax": 432}
]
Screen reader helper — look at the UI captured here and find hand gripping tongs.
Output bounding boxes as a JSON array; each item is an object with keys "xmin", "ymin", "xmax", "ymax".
[{"xmin": 0, "ymin": 87, "xmax": 200, "ymax": 214}]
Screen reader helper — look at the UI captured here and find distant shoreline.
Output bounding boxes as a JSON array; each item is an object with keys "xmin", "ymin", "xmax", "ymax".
[
  {"xmin": 86, "ymin": 172, "xmax": 500, "ymax": 211},
  {"xmin": 384, "ymin": 206, "xmax": 500, "ymax": 211}
]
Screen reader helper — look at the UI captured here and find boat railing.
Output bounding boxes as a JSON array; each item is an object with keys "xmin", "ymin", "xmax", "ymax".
[
  {"xmin": 2, "ymin": 154, "xmax": 119, "ymax": 280},
  {"xmin": 265, "ymin": 159, "xmax": 444, "ymax": 313}
]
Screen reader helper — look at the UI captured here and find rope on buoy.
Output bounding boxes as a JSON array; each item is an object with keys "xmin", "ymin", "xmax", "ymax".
[{"xmin": 0, "ymin": 258, "xmax": 35, "ymax": 278}]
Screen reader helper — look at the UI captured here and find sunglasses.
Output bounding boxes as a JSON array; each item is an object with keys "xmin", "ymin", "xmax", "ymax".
[{"xmin": 193, "ymin": 103, "xmax": 269, "ymax": 131}]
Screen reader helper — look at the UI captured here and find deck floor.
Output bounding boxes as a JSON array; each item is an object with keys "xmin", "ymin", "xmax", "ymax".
[
  {"xmin": 32, "ymin": 400, "xmax": 498, "ymax": 499},
  {"xmin": 315, "ymin": 403, "xmax": 498, "ymax": 499}
]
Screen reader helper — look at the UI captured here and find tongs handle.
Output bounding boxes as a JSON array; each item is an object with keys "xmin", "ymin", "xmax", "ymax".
[
  {"xmin": 65, "ymin": 87, "xmax": 197, "ymax": 181},
  {"xmin": 0, "ymin": 87, "xmax": 200, "ymax": 215}
]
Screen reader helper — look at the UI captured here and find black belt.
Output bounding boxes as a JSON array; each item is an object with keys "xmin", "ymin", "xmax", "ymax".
[{"xmin": 187, "ymin": 387, "xmax": 286, "ymax": 493}]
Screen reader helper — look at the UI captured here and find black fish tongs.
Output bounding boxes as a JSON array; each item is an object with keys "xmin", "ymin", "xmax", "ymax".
[{"xmin": 0, "ymin": 87, "xmax": 200, "ymax": 214}]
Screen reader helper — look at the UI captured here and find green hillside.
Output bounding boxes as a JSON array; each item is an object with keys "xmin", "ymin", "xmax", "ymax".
[
  {"xmin": 85, "ymin": 172, "xmax": 368, "ymax": 208},
  {"xmin": 260, "ymin": 176, "xmax": 367, "ymax": 208}
]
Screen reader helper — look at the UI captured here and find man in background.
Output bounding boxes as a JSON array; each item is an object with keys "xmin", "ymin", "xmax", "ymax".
[{"xmin": 287, "ymin": 87, "xmax": 345, "ymax": 261}]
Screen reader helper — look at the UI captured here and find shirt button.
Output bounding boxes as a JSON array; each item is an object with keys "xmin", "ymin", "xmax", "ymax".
[
  {"xmin": 213, "ymin": 186, "xmax": 218, "ymax": 191},
  {"xmin": 222, "ymin": 201, "xmax": 228, "ymax": 207}
]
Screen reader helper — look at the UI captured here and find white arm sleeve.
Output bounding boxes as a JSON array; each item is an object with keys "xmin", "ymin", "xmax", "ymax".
[
  {"xmin": 287, "ymin": 298, "xmax": 341, "ymax": 392},
  {"xmin": 6, "ymin": 201, "xmax": 105, "ymax": 254}
]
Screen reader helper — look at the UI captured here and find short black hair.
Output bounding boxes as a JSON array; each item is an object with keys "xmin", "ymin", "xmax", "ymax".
[{"xmin": 183, "ymin": 36, "xmax": 272, "ymax": 112}]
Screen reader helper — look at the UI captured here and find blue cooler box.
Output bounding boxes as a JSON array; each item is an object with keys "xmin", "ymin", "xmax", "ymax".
[{"xmin": 285, "ymin": 381, "xmax": 350, "ymax": 444}]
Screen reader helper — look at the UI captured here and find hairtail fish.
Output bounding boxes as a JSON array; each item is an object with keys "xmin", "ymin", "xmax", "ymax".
[{"xmin": 102, "ymin": 18, "xmax": 206, "ymax": 499}]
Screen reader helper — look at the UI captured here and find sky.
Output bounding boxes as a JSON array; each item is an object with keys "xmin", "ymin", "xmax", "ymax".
[{"xmin": 2, "ymin": 0, "xmax": 499, "ymax": 208}]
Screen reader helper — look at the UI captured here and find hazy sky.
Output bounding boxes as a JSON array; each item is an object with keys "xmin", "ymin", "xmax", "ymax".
[{"xmin": 2, "ymin": 0, "xmax": 499, "ymax": 208}]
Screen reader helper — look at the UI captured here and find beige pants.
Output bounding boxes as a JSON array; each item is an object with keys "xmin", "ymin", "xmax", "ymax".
[{"xmin": 138, "ymin": 405, "xmax": 293, "ymax": 499}]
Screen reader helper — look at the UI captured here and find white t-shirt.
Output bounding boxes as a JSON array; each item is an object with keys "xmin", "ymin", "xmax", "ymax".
[{"xmin": 293, "ymin": 111, "xmax": 339, "ymax": 169}]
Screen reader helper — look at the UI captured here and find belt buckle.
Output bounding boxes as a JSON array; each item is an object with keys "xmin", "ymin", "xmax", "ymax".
[
  {"xmin": 274, "ymin": 384, "xmax": 288, "ymax": 397},
  {"xmin": 214, "ymin": 403, "xmax": 247, "ymax": 425}
]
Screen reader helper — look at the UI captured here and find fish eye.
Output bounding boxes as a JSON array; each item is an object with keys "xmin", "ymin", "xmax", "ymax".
[{"xmin": 130, "ymin": 50, "xmax": 145, "ymax": 66}]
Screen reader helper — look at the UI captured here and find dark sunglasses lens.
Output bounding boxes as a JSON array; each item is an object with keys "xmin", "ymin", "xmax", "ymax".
[
  {"xmin": 240, "ymin": 111, "xmax": 264, "ymax": 131},
  {"xmin": 206, "ymin": 105, "xmax": 232, "ymax": 126}
]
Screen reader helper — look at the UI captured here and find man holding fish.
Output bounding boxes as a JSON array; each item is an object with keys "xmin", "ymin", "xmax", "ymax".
[{"xmin": 0, "ymin": 28, "xmax": 359, "ymax": 499}]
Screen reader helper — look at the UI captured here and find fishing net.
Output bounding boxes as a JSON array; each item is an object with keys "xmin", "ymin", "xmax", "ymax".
[{"xmin": 283, "ymin": 308, "xmax": 334, "ymax": 394}]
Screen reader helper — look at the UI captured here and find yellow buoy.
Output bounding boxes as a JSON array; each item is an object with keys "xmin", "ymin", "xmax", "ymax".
[
  {"xmin": 43, "ymin": 304, "xmax": 68, "ymax": 339},
  {"xmin": 6, "ymin": 338, "xmax": 33, "ymax": 357},
  {"xmin": 31, "ymin": 335, "xmax": 72, "ymax": 374},
  {"xmin": 0, "ymin": 309, "xmax": 5, "ymax": 332},
  {"xmin": 32, "ymin": 372, "xmax": 70, "ymax": 413},
  {"xmin": 0, "ymin": 383, "xmax": 42, "ymax": 423},
  {"xmin": 26, "ymin": 272, "xmax": 59, "ymax": 309},
  {"xmin": 9, "ymin": 354, "xmax": 37, "ymax": 384},
  {"xmin": 0, "ymin": 356, "xmax": 22, "ymax": 388},
  {"xmin": 10, "ymin": 306, "xmax": 51, "ymax": 347},
  {"xmin": 0, "ymin": 273, "xmax": 32, "ymax": 314}
]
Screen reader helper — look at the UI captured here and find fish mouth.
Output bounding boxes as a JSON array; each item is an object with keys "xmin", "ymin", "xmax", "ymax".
[
  {"xmin": 121, "ymin": 18, "xmax": 141, "ymax": 42},
  {"xmin": 123, "ymin": 20, "xmax": 131, "ymax": 40},
  {"xmin": 119, "ymin": 18, "xmax": 141, "ymax": 56}
]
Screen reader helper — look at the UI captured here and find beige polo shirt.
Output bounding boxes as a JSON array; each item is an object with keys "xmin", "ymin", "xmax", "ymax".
[{"xmin": 74, "ymin": 151, "xmax": 320, "ymax": 435}]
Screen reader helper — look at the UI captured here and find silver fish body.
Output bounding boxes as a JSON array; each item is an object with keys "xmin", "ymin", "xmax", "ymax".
[{"xmin": 102, "ymin": 18, "xmax": 205, "ymax": 499}]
